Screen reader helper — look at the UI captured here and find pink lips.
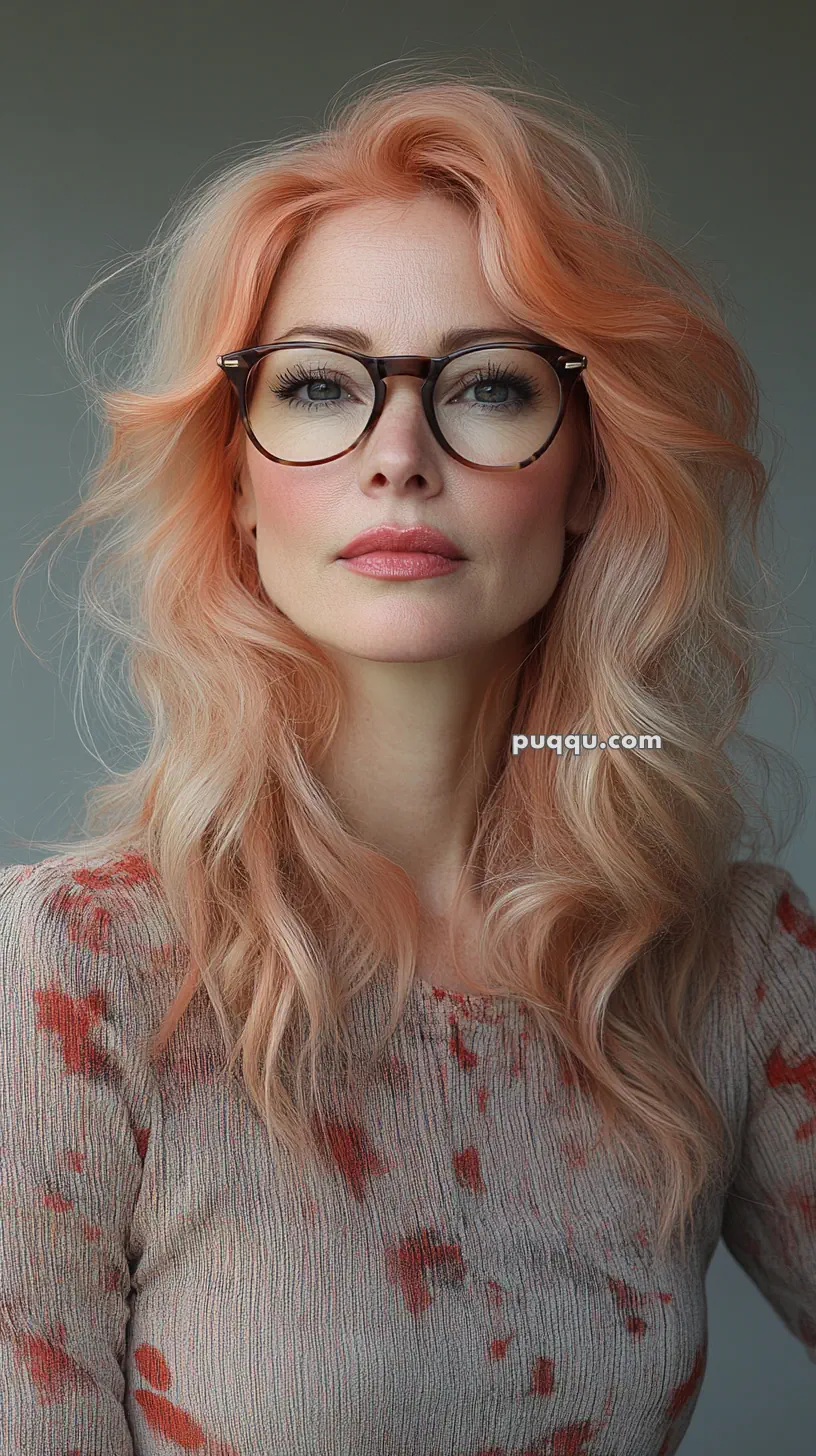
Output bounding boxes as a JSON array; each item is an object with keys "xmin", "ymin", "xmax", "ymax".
[{"xmin": 337, "ymin": 524, "xmax": 464, "ymax": 559}]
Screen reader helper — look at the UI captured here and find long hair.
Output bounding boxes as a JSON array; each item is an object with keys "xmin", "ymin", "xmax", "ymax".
[{"xmin": 12, "ymin": 60, "xmax": 807, "ymax": 1260}]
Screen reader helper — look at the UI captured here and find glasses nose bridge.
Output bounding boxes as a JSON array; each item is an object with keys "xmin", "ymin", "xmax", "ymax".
[{"xmin": 376, "ymin": 355, "xmax": 433, "ymax": 381}]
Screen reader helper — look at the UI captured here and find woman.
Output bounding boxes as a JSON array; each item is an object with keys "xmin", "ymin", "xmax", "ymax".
[{"xmin": 2, "ymin": 69, "xmax": 814, "ymax": 1455}]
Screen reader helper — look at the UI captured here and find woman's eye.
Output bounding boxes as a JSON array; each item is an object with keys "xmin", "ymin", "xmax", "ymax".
[
  {"xmin": 303, "ymin": 377, "xmax": 342, "ymax": 399},
  {"xmin": 446, "ymin": 371, "xmax": 532, "ymax": 406},
  {"xmin": 469, "ymin": 378, "xmax": 511, "ymax": 402}
]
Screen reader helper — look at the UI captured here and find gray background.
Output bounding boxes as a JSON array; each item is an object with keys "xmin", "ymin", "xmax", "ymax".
[{"xmin": 2, "ymin": 0, "xmax": 814, "ymax": 1447}]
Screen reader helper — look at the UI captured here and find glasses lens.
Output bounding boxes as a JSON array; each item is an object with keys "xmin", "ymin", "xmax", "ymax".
[
  {"xmin": 247, "ymin": 347, "xmax": 375, "ymax": 463},
  {"xmin": 244, "ymin": 344, "xmax": 563, "ymax": 467},
  {"xmin": 434, "ymin": 348, "xmax": 562, "ymax": 467}
]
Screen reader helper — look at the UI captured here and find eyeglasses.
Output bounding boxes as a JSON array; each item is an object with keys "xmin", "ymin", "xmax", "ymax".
[{"xmin": 216, "ymin": 339, "xmax": 588, "ymax": 471}]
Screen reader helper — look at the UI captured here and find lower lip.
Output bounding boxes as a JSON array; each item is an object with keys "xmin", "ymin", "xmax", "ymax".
[{"xmin": 338, "ymin": 552, "xmax": 465, "ymax": 578}]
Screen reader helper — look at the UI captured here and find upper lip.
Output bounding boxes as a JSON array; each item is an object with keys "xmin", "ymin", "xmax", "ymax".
[{"xmin": 337, "ymin": 525, "xmax": 465, "ymax": 559}]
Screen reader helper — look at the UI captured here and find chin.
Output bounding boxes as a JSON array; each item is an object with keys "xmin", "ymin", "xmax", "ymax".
[{"xmin": 321, "ymin": 629, "xmax": 475, "ymax": 662}]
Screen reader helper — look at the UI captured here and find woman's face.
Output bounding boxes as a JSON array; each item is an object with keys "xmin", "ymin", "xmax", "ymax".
[{"xmin": 234, "ymin": 192, "xmax": 596, "ymax": 662}]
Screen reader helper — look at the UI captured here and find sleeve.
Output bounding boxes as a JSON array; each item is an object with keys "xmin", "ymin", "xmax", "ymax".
[
  {"xmin": 0, "ymin": 861, "xmax": 160, "ymax": 1453},
  {"xmin": 720, "ymin": 864, "xmax": 816, "ymax": 1366}
]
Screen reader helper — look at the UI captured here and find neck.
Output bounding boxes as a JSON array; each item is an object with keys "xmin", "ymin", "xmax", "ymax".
[{"xmin": 315, "ymin": 625, "xmax": 531, "ymax": 914}]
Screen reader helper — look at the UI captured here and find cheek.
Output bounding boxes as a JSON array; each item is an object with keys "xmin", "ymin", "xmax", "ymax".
[
  {"xmin": 252, "ymin": 467, "xmax": 330, "ymax": 548},
  {"xmin": 479, "ymin": 474, "xmax": 569, "ymax": 552},
  {"xmin": 482, "ymin": 414, "xmax": 584, "ymax": 549}
]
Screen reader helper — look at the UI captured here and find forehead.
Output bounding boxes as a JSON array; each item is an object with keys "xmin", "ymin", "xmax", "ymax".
[{"xmin": 258, "ymin": 194, "xmax": 504, "ymax": 343}]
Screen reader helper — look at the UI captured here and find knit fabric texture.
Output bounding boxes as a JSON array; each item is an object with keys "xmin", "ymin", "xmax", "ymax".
[{"xmin": 0, "ymin": 851, "xmax": 814, "ymax": 1455}]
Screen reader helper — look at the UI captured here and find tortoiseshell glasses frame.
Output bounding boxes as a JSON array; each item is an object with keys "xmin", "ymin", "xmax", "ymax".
[{"xmin": 215, "ymin": 338, "xmax": 589, "ymax": 471}]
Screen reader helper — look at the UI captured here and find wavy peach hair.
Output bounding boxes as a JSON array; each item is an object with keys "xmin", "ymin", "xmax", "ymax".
[{"xmin": 13, "ymin": 61, "xmax": 807, "ymax": 1260}]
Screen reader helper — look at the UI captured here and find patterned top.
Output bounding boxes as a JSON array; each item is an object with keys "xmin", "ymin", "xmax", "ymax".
[{"xmin": 0, "ymin": 851, "xmax": 814, "ymax": 1456}]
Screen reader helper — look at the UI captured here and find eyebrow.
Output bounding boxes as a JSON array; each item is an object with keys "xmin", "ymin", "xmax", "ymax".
[{"xmin": 271, "ymin": 322, "xmax": 548, "ymax": 354}]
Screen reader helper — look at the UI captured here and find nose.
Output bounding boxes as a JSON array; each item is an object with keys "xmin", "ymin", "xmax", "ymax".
[
  {"xmin": 356, "ymin": 374, "xmax": 442, "ymax": 488},
  {"xmin": 370, "ymin": 374, "xmax": 432, "ymax": 440}
]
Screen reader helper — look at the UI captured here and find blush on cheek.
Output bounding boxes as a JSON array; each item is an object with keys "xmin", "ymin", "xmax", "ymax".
[{"xmin": 485, "ymin": 486, "xmax": 566, "ymax": 542}]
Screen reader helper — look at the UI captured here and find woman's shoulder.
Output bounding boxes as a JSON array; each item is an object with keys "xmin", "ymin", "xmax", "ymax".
[
  {"xmin": 722, "ymin": 857, "xmax": 815, "ymax": 975},
  {"xmin": 725, "ymin": 854, "xmax": 810, "ymax": 908},
  {"xmin": 673, "ymin": 859, "xmax": 814, "ymax": 1100},
  {"xmin": 0, "ymin": 849, "xmax": 183, "ymax": 1041},
  {"xmin": 715, "ymin": 857, "xmax": 816, "ymax": 1078},
  {"xmin": 1, "ymin": 845, "xmax": 179, "ymax": 942}
]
